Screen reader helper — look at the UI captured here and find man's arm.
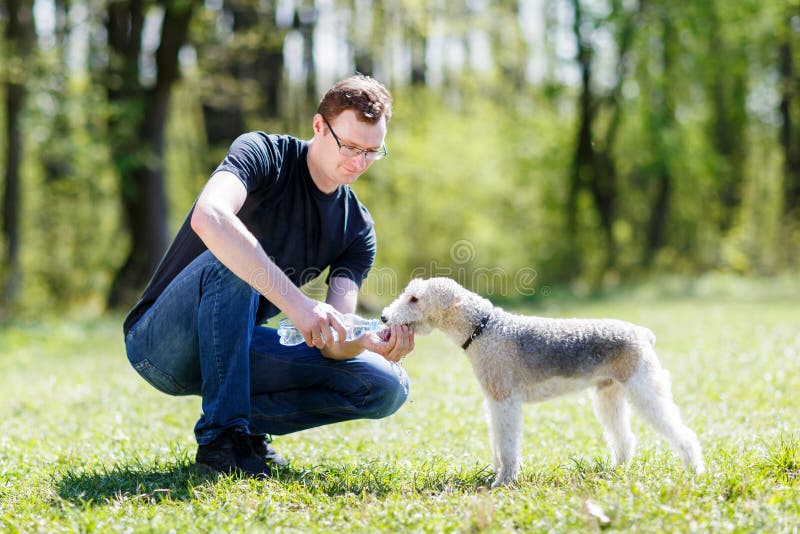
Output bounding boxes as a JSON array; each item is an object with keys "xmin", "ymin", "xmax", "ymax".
[
  {"xmin": 191, "ymin": 171, "xmax": 346, "ymax": 347},
  {"xmin": 321, "ymin": 276, "xmax": 414, "ymax": 361}
]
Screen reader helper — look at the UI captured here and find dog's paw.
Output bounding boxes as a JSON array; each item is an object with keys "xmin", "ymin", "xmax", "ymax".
[
  {"xmin": 692, "ymin": 460, "xmax": 706, "ymax": 475},
  {"xmin": 490, "ymin": 474, "xmax": 517, "ymax": 489}
]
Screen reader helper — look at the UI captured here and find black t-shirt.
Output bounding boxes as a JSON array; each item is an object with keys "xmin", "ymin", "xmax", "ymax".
[{"xmin": 123, "ymin": 132, "xmax": 377, "ymax": 335}]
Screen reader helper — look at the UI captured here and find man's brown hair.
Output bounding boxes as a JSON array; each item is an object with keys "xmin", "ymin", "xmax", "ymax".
[{"xmin": 317, "ymin": 74, "xmax": 393, "ymax": 124}]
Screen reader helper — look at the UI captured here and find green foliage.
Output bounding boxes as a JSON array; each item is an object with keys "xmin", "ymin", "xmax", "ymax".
[
  {"xmin": 2, "ymin": 0, "xmax": 800, "ymax": 315},
  {"xmin": 358, "ymin": 86, "xmax": 578, "ymax": 299},
  {"xmin": 1, "ymin": 280, "xmax": 799, "ymax": 531},
  {"xmin": 14, "ymin": 75, "xmax": 123, "ymax": 314}
]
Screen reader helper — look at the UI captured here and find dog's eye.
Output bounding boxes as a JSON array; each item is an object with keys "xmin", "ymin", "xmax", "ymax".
[{"xmin": 409, "ymin": 295, "xmax": 418, "ymax": 304}]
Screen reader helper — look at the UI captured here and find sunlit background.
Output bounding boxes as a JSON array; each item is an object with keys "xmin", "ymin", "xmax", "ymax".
[{"xmin": 1, "ymin": 0, "xmax": 799, "ymax": 318}]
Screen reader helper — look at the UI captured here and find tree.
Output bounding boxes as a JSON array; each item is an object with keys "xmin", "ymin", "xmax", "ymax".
[
  {"xmin": 198, "ymin": 0, "xmax": 287, "ymax": 153},
  {"xmin": 779, "ymin": 4, "xmax": 800, "ymax": 225},
  {"xmin": 566, "ymin": 0, "xmax": 641, "ymax": 279},
  {"xmin": 105, "ymin": 0, "xmax": 197, "ymax": 308},
  {"xmin": 642, "ymin": 2, "xmax": 677, "ymax": 265},
  {"xmin": 1, "ymin": 0, "xmax": 35, "ymax": 307},
  {"xmin": 705, "ymin": 1, "xmax": 747, "ymax": 233}
]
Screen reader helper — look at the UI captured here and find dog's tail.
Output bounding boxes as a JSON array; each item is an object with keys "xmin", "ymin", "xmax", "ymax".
[{"xmin": 638, "ymin": 327, "xmax": 656, "ymax": 346}]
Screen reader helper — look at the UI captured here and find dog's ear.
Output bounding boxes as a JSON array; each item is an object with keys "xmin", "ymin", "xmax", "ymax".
[
  {"xmin": 452, "ymin": 296, "xmax": 467, "ymax": 308},
  {"xmin": 440, "ymin": 297, "xmax": 467, "ymax": 313},
  {"xmin": 432, "ymin": 279, "xmax": 463, "ymax": 309}
]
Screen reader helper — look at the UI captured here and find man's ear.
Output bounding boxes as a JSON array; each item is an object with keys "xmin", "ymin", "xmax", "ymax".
[{"xmin": 312, "ymin": 113, "xmax": 325, "ymax": 135}]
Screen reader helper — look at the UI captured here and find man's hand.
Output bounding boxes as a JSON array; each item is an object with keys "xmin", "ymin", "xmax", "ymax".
[
  {"xmin": 359, "ymin": 324, "xmax": 415, "ymax": 362},
  {"xmin": 286, "ymin": 298, "xmax": 348, "ymax": 349}
]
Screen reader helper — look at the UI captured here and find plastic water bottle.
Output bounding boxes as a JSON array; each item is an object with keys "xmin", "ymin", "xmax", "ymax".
[{"xmin": 277, "ymin": 313, "xmax": 385, "ymax": 346}]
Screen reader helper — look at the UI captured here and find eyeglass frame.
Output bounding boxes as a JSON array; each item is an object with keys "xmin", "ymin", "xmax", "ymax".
[{"xmin": 321, "ymin": 115, "xmax": 388, "ymax": 161}]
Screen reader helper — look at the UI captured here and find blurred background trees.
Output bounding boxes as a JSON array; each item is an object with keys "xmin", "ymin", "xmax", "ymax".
[{"xmin": 0, "ymin": 0, "xmax": 798, "ymax": 317}]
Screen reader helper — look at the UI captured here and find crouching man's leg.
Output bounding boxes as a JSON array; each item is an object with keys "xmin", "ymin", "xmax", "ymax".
[
  {"xmin": 247, "ymin": 326, "xmax": 410, "ymax": 437},
  {"xmin": 124, "ymin": 250, "xmax": 272, "ymax": 477}
]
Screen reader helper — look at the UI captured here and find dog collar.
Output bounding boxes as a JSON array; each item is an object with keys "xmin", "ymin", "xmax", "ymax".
[{"xmin": 462, "ymin": 313, "xmax": 491, "ymax": 350}]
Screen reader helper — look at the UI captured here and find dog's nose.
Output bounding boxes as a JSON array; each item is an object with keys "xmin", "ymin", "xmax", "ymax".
[{"xmin": 380, "ymin": 315, "xmax": 388, "ymax": 324}]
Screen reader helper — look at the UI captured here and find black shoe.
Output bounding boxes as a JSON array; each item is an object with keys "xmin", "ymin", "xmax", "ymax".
[
  {"xmin": 250, "ymin": 434, "xmax": 289, "ymax": 467},
  {"xmin": 196, "ymin": 428, "xmax": 272, "ymax": 477}
]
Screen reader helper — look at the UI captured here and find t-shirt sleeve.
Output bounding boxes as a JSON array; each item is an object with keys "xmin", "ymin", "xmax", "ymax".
[
  {"xmin": 327, "ymin": 225, "xmax": 377, "ymax": 288},
  {"xmin": 213, "ymin": 132, "xmax": 278, "ymax": 193}
]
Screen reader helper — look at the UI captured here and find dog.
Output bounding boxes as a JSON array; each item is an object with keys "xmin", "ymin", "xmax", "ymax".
[{"xmin": 381, "ymin": 277, "xmax": 705, "ymax": 487}]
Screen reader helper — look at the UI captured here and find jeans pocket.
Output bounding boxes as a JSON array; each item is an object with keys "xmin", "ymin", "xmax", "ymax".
[{"xmin": 132, "ymin": 358, "xmax": 189, "ymax": 395}]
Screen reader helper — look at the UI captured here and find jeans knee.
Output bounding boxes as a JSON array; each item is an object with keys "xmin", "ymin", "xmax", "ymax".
[{"xmin": 364, "ymin": 369, "xmax": 409, "ymax": 419}]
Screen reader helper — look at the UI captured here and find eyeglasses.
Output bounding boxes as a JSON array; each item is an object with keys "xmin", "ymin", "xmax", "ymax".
[{"xmin": 322, "ymin": 116, "xmax": 388, "ymax": 161}]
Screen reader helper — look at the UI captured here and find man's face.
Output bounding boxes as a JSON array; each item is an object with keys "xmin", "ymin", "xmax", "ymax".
[{"xmin": 313, "ymin": 109, "xmax": 387, "ymax": 190}]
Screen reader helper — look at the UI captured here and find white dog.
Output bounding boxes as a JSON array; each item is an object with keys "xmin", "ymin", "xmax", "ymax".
[{"xmin": 381, "ymin": 277, "xmax": 705, "ymax": 487}]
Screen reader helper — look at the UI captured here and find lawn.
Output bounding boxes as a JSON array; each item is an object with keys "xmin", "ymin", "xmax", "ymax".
[{"xmin": 1, "ymin": 277, "xmax": 799, "ymax": 532}]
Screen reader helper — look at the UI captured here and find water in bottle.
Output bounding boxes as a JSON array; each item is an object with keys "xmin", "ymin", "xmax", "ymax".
[{"xmin": 277, "ymin": 313, "xmax": 385, "ymax": 346}]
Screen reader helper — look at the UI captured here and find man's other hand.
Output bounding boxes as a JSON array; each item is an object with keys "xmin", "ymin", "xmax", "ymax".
[{"xmin": 359, "ymin": 324, "xmax": 415, "ymax": 362}]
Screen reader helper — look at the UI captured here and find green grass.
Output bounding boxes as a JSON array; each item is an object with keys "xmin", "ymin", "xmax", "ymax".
[{"xmin": 1, "ymin": 280, "xmax": 799, "ymax": 532}]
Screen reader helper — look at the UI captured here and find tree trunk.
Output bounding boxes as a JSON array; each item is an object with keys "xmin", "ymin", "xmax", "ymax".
[
  {"xmin": 644, "ymin": 6, "xmax": 676, "ymax": 265},
  {"xmin": 106, "ymin": 0, "xmax": 196, "ymax": 309},
  {"xmin": 407, "ymin": 17, "xmax": 427, "ymax": 87},
  {"xmin": 779, "ymin": 7, "xmax": 800, "ymax": 222},
  {"xmin": 568, "ymin": 0, "xmax": 618, "ymax": 276},
  {"xmin": 566, "ymin": 0, "xmax": 594, "ymax": 276},
  {"xmin": 348, "ymin": 0, "xmax": 382, "ymax": 77},
  {"xmin": 297, "ymin": 2, "xmax": 317, "ymax": 109},
  {"xmin": 2, "ymin": 0, "xmax": 34, "ymax": 307},
  {"xmin": 201, "ymin": 0, "xmax": 286, "ymax": 147},
  {"xmin": 707, "ymin": 3, "xmax": 747, "ymax": 232},
  {"xmin": 2, "ymin": 83, "xmax": 25, "ymax": 306}
]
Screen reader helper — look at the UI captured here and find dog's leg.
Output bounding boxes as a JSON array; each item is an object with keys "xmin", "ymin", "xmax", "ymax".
[
  {"xmin": 485, "ymin": 396, "xmax": 522, "ymax": 487},
  {"xmin": 623, "ymin": 356, "xmax": 705, "ymax": 474},
  {"xmin": 483, "ymin": 398, "xmax": 501, "ymax": 475},
  {"xmin": 591, "ymin": 380, "xmax": 636, "ymax": 467}
]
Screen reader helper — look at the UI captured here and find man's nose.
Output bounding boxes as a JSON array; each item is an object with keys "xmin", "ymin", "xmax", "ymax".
[{"xmin": 355, "ymin": 153, "xmax": 369, "ymax": 169}]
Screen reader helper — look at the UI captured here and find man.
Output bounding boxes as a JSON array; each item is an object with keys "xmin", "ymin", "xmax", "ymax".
[{"xmin": 123, "ymin": 75, "xmax": 414, "ymax": 476}]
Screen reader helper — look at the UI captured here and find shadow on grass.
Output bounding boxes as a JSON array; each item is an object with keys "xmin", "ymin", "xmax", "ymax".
[
  {"xmin": 55, "ymin": 458, "xmax": 218, "ymax": 505},
  {"xmin": 55, "ymin": 456, "xmax": 499, "ymax": 504},
  {"xmin": 54, "ymin": 459, "xmax": 409, "ymax": 504}
]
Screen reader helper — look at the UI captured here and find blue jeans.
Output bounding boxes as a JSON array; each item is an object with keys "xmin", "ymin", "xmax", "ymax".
[{"xmin": 124, "ymin": 251, "xmax": 409, "ymax": 445}]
